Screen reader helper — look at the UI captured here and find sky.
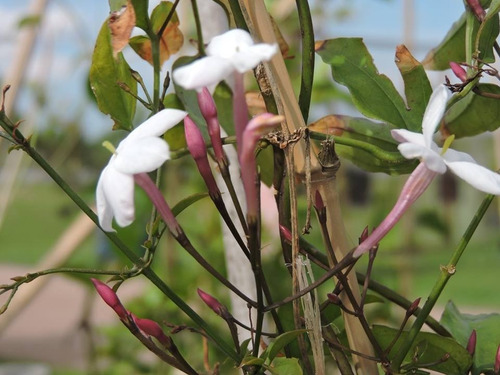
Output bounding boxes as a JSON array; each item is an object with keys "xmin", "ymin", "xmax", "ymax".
[{"xmin": 0, "ymin": 0, "xmax": 466, "ymax": 141}]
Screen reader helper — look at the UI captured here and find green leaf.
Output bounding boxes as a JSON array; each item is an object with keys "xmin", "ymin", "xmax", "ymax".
[
  {"xmin": 309, "ymin": 116, "xmax": 416, "ymax": 174},
  {"xmin": 373, "ymin": 325, "xmax": 472, "ymax": 374},
  {"xmin": 256, "ymin": 144, "xmax": 274, "ymax": 187},
  {"xmin": 422, "ymin": 9, "xmax": 499, "ymax": 70},
  {"xmin": 240, "ymin": 356, "xmax": 265, "ymax": 367},
  {"xmin": 443, "ymin": 83, "xmax": 500, "ymax": 138},
  {"xmin": 163, "ymin": 123, "xmax": 186, "ymax": 151},
  {"xmin": 486, "ymin": 0, "xmax": 500, "ymax": 21},
  {"xmin": 269, "ymin": 357, "xmax": 303, "ymax": 375},
  {"xmin": 395, "ymin": 45, "xmax": 432, "ymax": 128},
  {"xmin": 171, "ymin": 193, "xmax": 209, "ymax": 217},
  {"xmin": 108, "ymin": 0, "xmax": 127, "ymax": 12},
  {"xmin": 316, "ymin": 38, "xmax": 417, "ymax": 130},
  {"xmin": 130, "ymin": 0, "xmax": 149, "ymax": 31},
  {"xmin": 441, "ymin": 300, "xmax": 500, "ymax": 375},
  {"xmin": 264, "ymin": 330, "xmax": 307, "ymax": 363},
  {"xmin": 276, "ymin": 304, "xmax": 302, "ymax": 358},
  {"xmin": 89, "ymin": 21, "xmax": 137, "ymax": 130},
  {"xmin": 213, "ymin": 81, "xmax": 235, "ymax": 136}
]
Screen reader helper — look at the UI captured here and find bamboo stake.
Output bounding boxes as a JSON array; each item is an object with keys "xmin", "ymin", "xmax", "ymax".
[{"xmin": 236, "ymin": 2, "xmax": 377, "ymax": 373}]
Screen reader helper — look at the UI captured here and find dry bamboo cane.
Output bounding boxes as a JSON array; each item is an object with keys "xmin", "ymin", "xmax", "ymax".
[{"xmin": 236, "ymin": 1, "xmax": 377, "ymax": 373}]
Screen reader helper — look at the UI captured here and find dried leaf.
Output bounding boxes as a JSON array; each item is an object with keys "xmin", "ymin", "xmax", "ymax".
[{"xmin": 108, "ymin": 0, "xmax": 136, "ymax": 57}]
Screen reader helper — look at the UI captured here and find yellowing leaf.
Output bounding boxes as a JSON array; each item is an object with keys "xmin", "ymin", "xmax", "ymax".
[
  {"xmin": 159, "ymin": 21, "xmax": 183, "ymax": 62},
  {"xmin": 108, "ymin": 0, "xmax": 136, "ymax": 57},
  {"xmin": 129, "ymin": 1, "xmax": 183, "ymax": 66}
]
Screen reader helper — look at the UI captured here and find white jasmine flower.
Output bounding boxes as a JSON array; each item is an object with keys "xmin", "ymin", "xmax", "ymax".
[
  {"xmin": 355, "ymin": 84, "xmax": 500, "ymax": 257},
  {"xmin": 96, "ymin": 109, "xmax": 187, "ymax": 231},
  {"xmin": 173, "ymin": 29, "xmax": 277, "ymax": 91},
  {"xmin": 391, "ymin": 84, "xmax": 500, "ymax": 195}
]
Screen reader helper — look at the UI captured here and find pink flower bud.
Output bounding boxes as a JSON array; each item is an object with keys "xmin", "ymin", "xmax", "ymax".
[
  {"xmin": 450, "ymin": 62, "xmax": 467, "ymax": 82},
  {"xmin": 184, "ymin": 116, "xmax": 219, "ymax": 198},
  {"xmin": 466, "ymin": 0, "xmax": 486, "ymax": 21},
  {"xmin": 327, "ymin": 293, "xmax": 341, "ymax": 305},
  {"xmin": 91, "ymin": 278, "xmax": 128, "ymax": 320},
  {"xmin": 359, "ymin": 226, "xmax": 370, "ymax": 244},
  {"xmin": 197, "ymin": 288, "xmax": 228, "ymax": 318},
  {"xmin": 240, "ymin": 113, "xmax": 283, "ymax": 218},
  {"xmin": 197, "ymin": 88, "xmax": 225, "ymax": 164},
  {"xmin": 466, "ymin": 329, "xmax": 476, "ymax": 357},
  {"xmin": 184, "ymin": 116, "xmax": 208, "ymax": 161},
  {"xmin": 132, "ymin": 315, "xmax": 170, "ymax": 346}
]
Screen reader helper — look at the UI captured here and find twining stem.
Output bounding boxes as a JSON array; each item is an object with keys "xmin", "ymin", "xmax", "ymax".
[
  {"xmin": 124, "ymin": 314, "xmax": 198, "ymax": 374},
  {"xmin": 315, "ymin": 201, "xmax": 387, "ymax": 363},
  {"xmin": 134, "ymin": 173, "xmax": 257, "ymax": 308},
  {"xmin": 0, "ymin": 112, "xmax": 240, "ymax": 363},
  {"xmin": 391, "ymin": 193, "xmax": 495, "ymax": 371},
  {"xmin": 190, "ymin": 0, "xmax": 205, "ymax": 55},
  {"xmin": 289, "ymin": 234, "xmax": 450, "ymax": 336},
  {"xmin": 248, "ymin": 218, "xmax": 264, "ymax": 357}
]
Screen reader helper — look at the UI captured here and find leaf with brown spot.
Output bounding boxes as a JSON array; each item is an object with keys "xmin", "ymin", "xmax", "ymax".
[
  {"xmin": 395, "ymin": 44, "xmax": 432, "ymax": 126},
  {"xmin": 108, "ymin": 0, "xmax": 136, "ymax": 57}
]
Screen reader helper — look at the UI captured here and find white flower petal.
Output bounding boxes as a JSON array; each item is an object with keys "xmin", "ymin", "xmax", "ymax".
[
  {"xmin": 114, "ymin": 137, "xmax": 170, "ymax": 174},
  {"xmin": 100, "ymin": 165, "xmax": 135, "ymax": 228},
  {"xmin": 398, "ymin": 143, "xmax": 447, "ymax": 173},
  {"xmin": 442, "ymin": 148, "xmax": 477, "ymax": 164},
  {"xmin": 96, "ymin": 166, "xmax": 116, "ymax": 232},
  {"xmin": 127, "ymin": 109, "xmax": 187, "ymax": 140},
  {"xmin": 422, "ymin": 84, "xmax": 451, "ymax": 148},
  {"xmin": 206, "ymin": 29, "xmax": 254, "ymax": 58},
  {"xmin": 446, "ymin": 161, "xmax": 500, "ymax": 194},
  {"xmin": 173, "ymin": 56, "xmax": 234, "ymax": 90},
  {"xmin": 231, "ymin": 43, "xmax": 278, "ymax": 73},
  {"xmin": 391, "ymin": 129, "xmax": 426, "ymax": 146}
]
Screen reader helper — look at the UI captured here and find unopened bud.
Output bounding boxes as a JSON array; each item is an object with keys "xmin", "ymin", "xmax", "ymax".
[
  {"xmin": 359, "ymin": 226, "xmax": 369, "ymax": 245},
  {"xmin": 466, "ymin": 0, "xmax": 486, "ymax": 21},
  {"xmin": 117, "ymin": 81, "xmax": 131, "ymax": 93},
  {"xmin": 132, "ymin": 315, "xmax": 170, "ymax": 346},
  {"xmin": 197, "ymin": 88, "xmax": 225, "ymax": 164},
  {"xmin": 198, "ymin": 87, "xmax": 218, "ymax": 119},
  {"xmin": 91, "ymin": 278, "xmax": 128, "ymax": 320},
  {"xmin": 466, "ymin": 329, "xmax": 477, "ymax": 357},
  {"xmin": 241, "ymin": 113, "xmax": 284, "ymax": 218},
  {"xmin": 449, "ymin": 62, "xmax": 467, "ymax": 82},
  {"xmin": 184, "ymin": 116, "xmax": 219, "ymax": 198},
  {"xmin": 197, "ymin": 289, "xmax": 230, "ymax": 319},
  {"xmin": 130, "ymin": 69, "xmax": 144, "ymax": 83},
  {"xmin": 184, "ymin": 116, "xmax": 207, "ymax": 161},
  {"xmin": 327, "ymin": 293, "xmax": 341, "ymax": 305}
]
